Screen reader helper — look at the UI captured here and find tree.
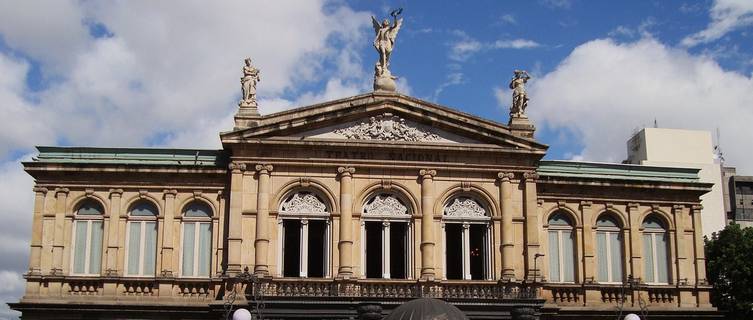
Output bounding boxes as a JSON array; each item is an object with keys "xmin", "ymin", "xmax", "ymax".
[{"xmin": 705, "ymin": 223, "xmax": 753, "ymax": 318}]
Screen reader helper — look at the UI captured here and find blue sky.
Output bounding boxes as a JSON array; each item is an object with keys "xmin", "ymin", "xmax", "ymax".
[{"xmin": 1, "ymin": 0, "xmax": 753, "ymax": 318}]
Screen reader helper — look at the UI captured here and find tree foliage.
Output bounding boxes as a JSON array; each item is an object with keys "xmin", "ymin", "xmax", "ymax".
[{"xmin": 705, "ymin": 223, "xmax": 753, "ymax": 318}]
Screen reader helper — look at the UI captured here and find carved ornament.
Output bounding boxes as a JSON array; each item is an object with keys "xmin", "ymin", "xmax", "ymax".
[
  {"xmin": 333, "ymin": 113, "xmax": 441, "ymax": 142},
  {"xmin": 280, "ymin": 193, "xmax": 328, "ymax": 215},
  {"xmin": 363, "ymin": 195, "xmax": 409, "ymax": 216},
  {"xmin": 444, "ymin": 197, "xmax": 486, "ymax": 218}
]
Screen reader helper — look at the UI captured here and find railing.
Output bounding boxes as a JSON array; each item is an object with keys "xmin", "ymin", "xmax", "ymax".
[{"xmin": 257, "ymin": 278, "xmax": 540, "ymax": 300}]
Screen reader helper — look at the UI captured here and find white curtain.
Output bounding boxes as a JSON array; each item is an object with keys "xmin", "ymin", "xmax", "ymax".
[
  {"xmin": 609, "ymin": 232, "xmax": 623, "ymax": 282},
  {"xmin": 562, "ymin": 230, "xmax": 575, "ymax": 282},
  {"xmin": 144, "ymin": 222, "xmax": 157, "ymax": 276},
  {"xmin": 548, "ymin": 231, "xmax": 560, "ymax": 282},
  {"xmin": 198, "ymin": 223, "xmax": 212, "ymax": 277},
  {"xmin": 182, "ymin": 223, "xmax": 196, "ymax": 276},
  {"xmin": 73, "ymin": 221, "xmax": 88, "ymax": 274},
  {"xmin": 596, "ymin": 232, "xmax": 608, "ymax": 282},
  {"xmin": 643, "ymin": 233, "xmax": 655, "ymax": 283},
  {"xmin": 656, "ymin": 233, "xmax": 669, "ymax": 283},
  {"xmin": 127, "ymin": 223, "xmax": 141, "ymax": 275},
  {"xmin": 88, "ymin": 221, "xmax": 103, "ymax": 274}
]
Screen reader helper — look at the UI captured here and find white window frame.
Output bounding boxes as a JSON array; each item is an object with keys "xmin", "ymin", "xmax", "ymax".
[
  {"xmin": 548, "ymin": 223, "xmax": 575, "ymax": 283},
  {"xmin": 70, "ymin": 213, "xmax": 104, "ymax": 276},
  {"xmin": 124, "ymin": 219, "xmax": 157, "ymax": 277},
  {"xmin": 179, "ymin": 202, "xmax": 213, "ymax": 278},
  {"xmin": 361, "ymin": 218, "xmax": 413, "ymax": 280},
  {"xmin": 595, "ymin": 225, "xmax": 623, "ymax": 284},
  {"xmin": 278, "ymin": 217, "xmax": 331, "ymax": 278},
  {"xmin": 643, "ymin": 229, "xmax": 669, "ymax": 285},
  {"xmin": 441, "ymin": 195, "xmax": 492, "ymax": 281}
]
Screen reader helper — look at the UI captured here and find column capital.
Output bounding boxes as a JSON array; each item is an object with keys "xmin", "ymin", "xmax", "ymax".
[
  {"xmin": 228, "ymin": 162, "xmax": 247, "ymax": 172},
  {"xmin": 672, "ymin": 204, "xmax": 686, "ymax": 212},
  {"xmin": 54, "ymin": 187, "xmax": 70, "ymax": 196},
  {"xmin": 108, "ymin": 188, "xmax": 124, "ymax": 197},
  {"xmin": 523, "ymin": 171, "xmax": 538, "ymax": 182},
  {"xmin": 497, "ymin": 172, "xmax": 515, "ymax": 181},
  {"xmin": 33, "ymin": 187, "xmax": 49, "ymax": 195},
  {"xmin": 338, "ymin": 166, "xmax": 356, "ymax": 176},
  {"xmin": 419, "ymin": 169, "xmax": 437, "ymax": 179},
  {"xmin": 163, "ymin": 189, "xmax": 178, "ymax": 198},
  {"xmin": 691, "ymin": 204, "xmax": 703, "ymax": 212},
  {"xmin": 255, "ymin": 164, "xmax": 274, "ymax": 173}
]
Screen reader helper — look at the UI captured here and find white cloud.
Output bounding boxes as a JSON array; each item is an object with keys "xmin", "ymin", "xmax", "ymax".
[
  {"xmin": 432, "ymin": 72, "xmax": 465, "ymax": 101},
  {"xmin": 499, "ymin": 14, "xmax": 517, "ymax": 25},
  {"xmin": 682, "ymin": 0, "xmax": 753, "ymax": 47},
  {"xmin": 449, "ymin": 31, "xmax": 540, "ymax": 62},
  {"xmin": 521, "ymin": 37, "xmax": 753, "ymax": 173},
  {"xmin": 540, "ymin": 0, "xmax": 573, "ymax": 9},
  {"xmin": 493, "ymin": 39, "xmax": 540, "ymax": 49}
]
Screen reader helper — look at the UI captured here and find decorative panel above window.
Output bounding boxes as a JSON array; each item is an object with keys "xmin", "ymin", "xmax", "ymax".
[
  {"xmin": 443, "ymin": 196, "xmax": 488, "ymax": 219},
  {"xmin": 363, "ymin": 194, "xmax": 409, "ymax": 216},
  {"xmin": 280, "ymin": 192, "xmax": 328, "ymax": 215}
]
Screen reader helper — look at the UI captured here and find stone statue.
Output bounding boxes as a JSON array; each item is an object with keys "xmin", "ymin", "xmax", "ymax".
[
  {"xmin": 509, "ymin": 70, "xmax": 531, "ymax": 118},
  {"xmin": 239, "ymin": 58, "xmax": 260, "ymax": 107},
  {"xmin": 371, "ymin": 8, "xmax": 403, "ymax": 91}
]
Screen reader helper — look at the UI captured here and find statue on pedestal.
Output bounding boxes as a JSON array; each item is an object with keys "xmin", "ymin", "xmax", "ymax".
[
  {"xmin": 240, "ymin": 58, "xmax": 260, "ymax": 107},
  {"xmin": 371, "ymin": 8, "xmax": 403, "ymax": 92},
  {"xmin": 509, "ymin": 70, "xmax": 531, "ymax": 118}
]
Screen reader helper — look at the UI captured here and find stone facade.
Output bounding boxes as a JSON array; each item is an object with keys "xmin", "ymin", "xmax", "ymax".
[{"xmin": 11, "ymin": 92, "xmax": 719, "ymax": 319}]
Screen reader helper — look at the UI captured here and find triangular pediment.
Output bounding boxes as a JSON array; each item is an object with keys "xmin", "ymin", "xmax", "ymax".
[{"xmin": 221, "ymin": 92, "xmax": 547, "ymax": 152}]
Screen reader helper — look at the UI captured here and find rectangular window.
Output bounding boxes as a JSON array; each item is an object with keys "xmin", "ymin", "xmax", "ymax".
[
  {"xmin": 307, "ymin": 220, "xmax": 326, "ymax": 278},
  {"xmin": 445, "ymin": 224, "xmax": 463, "ymax": 280},
  {"xmin": 365, "ymin": 221, "xmax": 383, "ymax": 279},
  {"xmin": 282, "ymin": 220, "xmax": 301, "ymax": 277},
  {"xmin": 548, "ymin": 231, "xmax": 560, "ymax": 282},
  {"xmin": 72, "ymin": 220, "xmax": 103, "ymax": 275},
  {"xmin": 609, "ymin": 232, "xmax": 623, "ymax": 282},
  {"xmin": 389, "ymin": 222, "xmax": 408, "ymax": 279},
  {"xmin": 643, "ymin": 233, "xmax": 655, "ymax": 283},
  {"xmin": 182, "ymin": 222, "xmax": 211, "ymax": 277}
]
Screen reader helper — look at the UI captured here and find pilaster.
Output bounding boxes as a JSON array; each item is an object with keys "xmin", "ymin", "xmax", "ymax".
[
  {"xmin": 52, "ymin": 188, "xmax": 69, "ymax": 274},
  {"xmin": 161, "ymin": 189, "xmax": 178, "ymax": 276},
  {"xmin": 254, "ymin": 164, "xmax": 273, "ymax": 275},
  {"xmin": 28, "ymin": 187, "xmax": 48, "ymax": 275},
  {"xmin": 227, "ymin": 162, "xmax": 246, "ymax": 274},
  {"xmin": 497, "ymin": 172, "xmax": 515, "ymax": 280},
  {"xmin": 581, "ymin": 201, "xmax": 595, "ymax": 283},
  {"xmin": 105, "ymin": 189, "xmax": 123, "ymax": 275},
  {"xmin": 337, "ymin": 166, "xmax": 356, "ymax": 278},
  {"xmin": 523, "ymin": 172, "xmax": 539, "ymax": 280},
  {"xmin": 419, "ymin": 169, "xmax": 437, "ymax": 279},
  {"xmin": 627, "ymin": 202, "xmax": 642, "ymax": 282}
]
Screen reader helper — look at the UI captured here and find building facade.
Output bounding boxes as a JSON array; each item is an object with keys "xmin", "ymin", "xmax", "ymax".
[{"xmin": 12, "ymin": 92, "xmax": 718, "ymax": 319}]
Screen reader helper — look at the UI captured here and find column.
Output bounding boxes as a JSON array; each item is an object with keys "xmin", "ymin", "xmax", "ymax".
[
  {"xmin": 382, "ymin": 221, "xmax": 391, "ymax": 279},
  {"xmin": 523, "ymin": 172, "xmax": 540, "ymax": 281},
  {"xmin": 462, "ymin": 223, "xmax": 471, "ymax": 280},
  {"xmin": 581, "ymin": 201, "xmax": 594, "ymax": 282},
  {"xmin": 28, "ymin": 187, "xmax": 48, "ymax": 274},
  {"xmin": 497, "ymin": 172, "xmax": 515, "ymax": 280},
  {"xmin": 691, "ymin": 205, "xmax": 706, "ymax": 284},
  {"xmin": 254, "ymin": 164, "xmax": 273, "ymax": 275},
  {"xmin": 52, "ymin": 188, "xmax": 69, "ymax": 274},
  {"xmin": 627, "ymin": 203, "xmax": 642, "ymax": 281},
  {"xmin": 227, "ymin": 162, "xmax": 246, "ymax": 274},
  {"xmin": 300, "ymin": 219, "xmax": 309, "ymax": 277},
  {"xmin": 337, "ymin": 166, "xmax": 355, "ymax": 277},
  {"xmin": 419, "ymin": 169, "xmax": 437, "ymax": 279},
  {"xmin": 161, "ymin": 189, "xmax": 177, "ymax": 276},
  {"xmin": 106, "ymin": 189, "xmax": 123, "ymax": 274}
]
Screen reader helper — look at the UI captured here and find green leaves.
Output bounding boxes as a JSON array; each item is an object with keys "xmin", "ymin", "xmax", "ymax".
[{"xmin": 705, "ymin": 223, "xmax": 753, "ymax": 318}]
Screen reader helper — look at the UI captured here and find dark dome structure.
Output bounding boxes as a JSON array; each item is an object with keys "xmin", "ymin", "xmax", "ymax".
[{"xmin": 384, "ymin": 298, "xmax": 469, "ymax": 320}]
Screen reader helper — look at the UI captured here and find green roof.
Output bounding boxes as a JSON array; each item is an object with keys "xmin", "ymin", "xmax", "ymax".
[
  {"xmin": 538, "ymin": 160, "xmax": 701, "ymax": 183},
  {"xmin": 32, "ymin": 146, "xmax": 227, "ymax": 167}
]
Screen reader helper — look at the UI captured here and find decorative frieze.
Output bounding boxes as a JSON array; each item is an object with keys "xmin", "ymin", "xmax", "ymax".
[{"xmin": 333, "ymin": 113, "xmax": 441, "ymax": 142}]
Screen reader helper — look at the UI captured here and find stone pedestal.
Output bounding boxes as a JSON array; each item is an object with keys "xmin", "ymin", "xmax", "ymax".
[
  {"xmin": 234, "ymin": 104, "xmax": 261, "ymax": 130},
  {"xmin": 374, "ymin": 75, "xmax": 397, "ymax": 92},
  {"xmin": 509, "ymin": 116, "xmax": 535, "ymax": 139}
]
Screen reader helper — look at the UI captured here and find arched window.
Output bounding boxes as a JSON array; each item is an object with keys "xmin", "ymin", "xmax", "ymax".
[
  {"xmin": 181, "ymin": 201, "xmax": 213, "ymax": 277},
  {"xmin": 71, "ymin": 200, "xmax": 105, "ymax": 275},
  {"xmin": 442, "ymin": 195, "xmax": 491, "ymax": 280},
  {"xmin": 642, "ymin": 215, "xmax": 670, "ymax": 284},
  {"xmin": 361, "ymin": 193, "xmax": 412, "ymax": 279},
  {"xmin": 278, "ymin": 191, "xmax": 330, "ymax": 278},
  {"xmin": 126, "ymin": 201, "xmax": 158, "ymax": 276},
  {"xmin": 595, "ymin": 214, "xmax": 623, "ymax": 283},
  {"xmin": 548, "ymin": 211, "xmax": 575, "ymax": 283}
]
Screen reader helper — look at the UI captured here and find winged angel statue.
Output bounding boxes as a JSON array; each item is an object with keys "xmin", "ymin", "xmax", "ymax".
[{"xmin": 371, "ymin": 8, "xmax": 403, "ymax": 79}]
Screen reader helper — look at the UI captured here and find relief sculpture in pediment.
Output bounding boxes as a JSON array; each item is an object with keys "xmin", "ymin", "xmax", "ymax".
[{"xmin": 333, "ymin": 113, "xmax": 441, "ymax": 142}]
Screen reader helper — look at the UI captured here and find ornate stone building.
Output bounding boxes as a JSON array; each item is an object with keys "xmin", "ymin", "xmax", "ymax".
[{"xmin": 10, "ymin": 89, "xmax": 720, "ymax": 319}]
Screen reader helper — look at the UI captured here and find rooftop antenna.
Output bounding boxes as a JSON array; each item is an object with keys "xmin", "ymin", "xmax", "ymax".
[{"xmin": 653, "ymin": 118, "xmax": 658, "ymax": 128}]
